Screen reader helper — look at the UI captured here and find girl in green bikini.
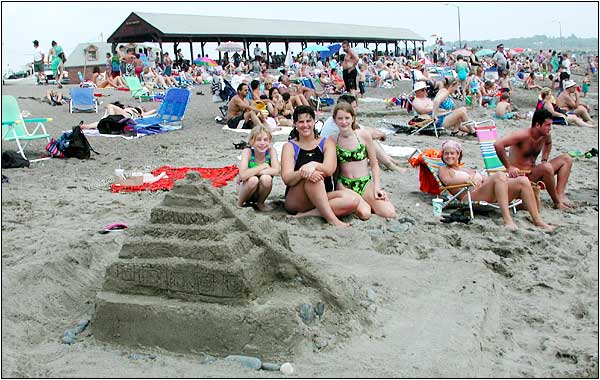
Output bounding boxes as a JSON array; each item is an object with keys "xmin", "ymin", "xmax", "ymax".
[
  {"xmin": 237, "ymin": 125, "xmax": 280, "ymax": 211},
  {"xmin": 330, "ymin": 103, "xmax": 396, "ymax": 220}
]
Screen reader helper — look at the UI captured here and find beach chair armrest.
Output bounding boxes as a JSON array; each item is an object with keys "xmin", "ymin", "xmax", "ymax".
[
  {"xmin": 2, "ymin": 120, "xmax": 21, "ymax": 126},
  {"xmin": 23, "ymin": 118, "xmax": 52, "ymax": 123},
  {"xmin": 441, "ymin": 183, "xmax": 472, "ymax": 191}
]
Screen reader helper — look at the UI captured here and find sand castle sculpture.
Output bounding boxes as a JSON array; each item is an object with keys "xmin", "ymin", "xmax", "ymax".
[{"xmin": 93, "ymin": 172, "xmax": 365, "ymax": 359}]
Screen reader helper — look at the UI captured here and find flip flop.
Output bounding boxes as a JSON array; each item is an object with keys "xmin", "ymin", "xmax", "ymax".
[
  {"xmin": 98, "ymin": 222, "xmax": 128, "ymax": 234},
  {"xmin": 568, "ymin": 150, "xmax": 584, "ymax": 158},
  {"xmin": 585, "ymin": 148, "xmax": 598, "ymax": 158}
]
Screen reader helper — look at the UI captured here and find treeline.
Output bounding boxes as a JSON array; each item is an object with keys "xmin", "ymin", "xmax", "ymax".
[{"xmin": 428, "ymin": 34, "xmax": 598, "ymax": 52}]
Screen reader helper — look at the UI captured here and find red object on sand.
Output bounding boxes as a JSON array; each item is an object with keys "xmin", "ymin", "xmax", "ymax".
[{"xmin": 111, "ymin": 165, "xmax": 239, "ymax": 193}]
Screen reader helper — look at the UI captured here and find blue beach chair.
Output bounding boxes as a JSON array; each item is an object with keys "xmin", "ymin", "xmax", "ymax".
[
  {"xmin": 69, "ymin": 87, "xmax": 98, "ymax": 113},
  {"xmin": 134, "ymin": 88, "xmax": 191, "ymax": 128}
]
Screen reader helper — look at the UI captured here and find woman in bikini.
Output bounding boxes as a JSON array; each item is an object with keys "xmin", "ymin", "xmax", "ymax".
[
  {"xmin": 330, "ymin": 102, "xmax": 396, "ymax": 220},
  {"xmin": 438, "ymin": 140, "xmax": 554, "ymax": 231},
  {"xmin": 281, "ymin": 106, "xmax": 359, "ymax": 227},
  {"xmin": 432, "ymin": 77, "xmax": 475, "ymax": 137},
  {"xmin": 237, "ymin": 126, "xmax": 280, "ymax": 211}
]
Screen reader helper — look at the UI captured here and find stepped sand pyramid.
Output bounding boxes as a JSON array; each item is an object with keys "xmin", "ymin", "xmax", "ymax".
[{"xmin": 93, "ymin": 172, "xmax": 364, "ymax": 359}]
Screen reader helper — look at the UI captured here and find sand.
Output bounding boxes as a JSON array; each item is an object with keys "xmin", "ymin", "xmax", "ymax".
[{"xmin": 1, "ymin": 74, "xmax": 598, "ymax": 378}]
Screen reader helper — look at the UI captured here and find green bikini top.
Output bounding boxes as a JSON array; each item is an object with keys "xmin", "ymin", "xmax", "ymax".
[
  {"xmin": 336, "ymin": 133, "xmax": 367, "ymax": 164},
  {"xmin": 248, "ymin": 147, "xmax": 271, "ymax": 168}
]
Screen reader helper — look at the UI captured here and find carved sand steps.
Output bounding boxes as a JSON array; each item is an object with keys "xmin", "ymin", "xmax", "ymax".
[{"xmin": 93, "ymin": 173, "xmax": 360, "ymax": 360}]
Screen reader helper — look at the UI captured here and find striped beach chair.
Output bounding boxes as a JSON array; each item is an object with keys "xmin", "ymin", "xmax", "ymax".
[{"xmin": 421, "ymin": 154, "xmax": 521, "ymax": 220}]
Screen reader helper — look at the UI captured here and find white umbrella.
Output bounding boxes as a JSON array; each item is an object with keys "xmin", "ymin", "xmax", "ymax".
[
  {"xmin": 352, "ymin": 46, "xmax": 371, "ymax": 55},
  {"xmin": 140, "ymin": 42, "xmax": 161, "ymax": 51},
  {"xmin": 216, "ymin": 41, "xmax": 244, "ymax": 53}
]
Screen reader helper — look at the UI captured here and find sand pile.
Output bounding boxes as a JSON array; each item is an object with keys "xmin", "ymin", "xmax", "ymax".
[{"xmin": 1, "ymin": 74, "xmax": 598, "ymax": 377}]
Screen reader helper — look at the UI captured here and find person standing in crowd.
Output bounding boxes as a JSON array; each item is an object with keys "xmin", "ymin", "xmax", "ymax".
[
  {"xmin": 32, "ymin": 40, "xmax": 45, "ymax": 84},
  {"xmin": 341, "ymin": 40, "xmax": 359, "ymax": 97},
  {"xmin": 493, "ymin": 43, "xmax": 508, "ymax": 77}
]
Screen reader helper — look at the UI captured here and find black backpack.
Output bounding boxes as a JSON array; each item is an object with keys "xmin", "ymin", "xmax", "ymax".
[
  {"xmin": 97, "ymin": 115, "xmax": 136, "ymax": 135},
  {"xmin": 63, "ymin": 125, "xmax": 99, "ymax": 159}
]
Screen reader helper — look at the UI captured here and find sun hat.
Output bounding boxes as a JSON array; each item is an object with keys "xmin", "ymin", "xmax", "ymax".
[
  {"xmin": 564, "ymin": 80, "xmax": 577, "ymax": 89},
  {"xmin": 414, "ymin": 82, "xmax": 428, "ymax": 92}
]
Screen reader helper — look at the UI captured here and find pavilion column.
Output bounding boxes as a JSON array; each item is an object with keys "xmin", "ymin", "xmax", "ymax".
[
  {"xmin": 173, "ymin": 42, "xmax": 178, "ymax": 60},
  {"xmin": 189, "ymin": 41, "xmax": 194, "ymax": 61},
  {"xmin": 158, "ymin": 39, "xmax": 164, "ymax": 64},
  {"xmin": 375, "ymin": 42, "xmax": 379, "ymax": 56},
  {"xmin": 413, "ymin": 41, "xmax": 417, "ymax": 59},
  {"xmin": 284, "ymin": 41, "xmax": 289, "ymax": 58},
  {"xmin": 404, "ymin": 41, "xmax": 408, "ymax": 56},
  {"xmin": 421, "ymin": 41, "xmax": 425, "ymax": 51},
  {"xmin": 111, "ymin": 42, "xmax": 117, "ymax": 54},
  {"xmin": 266, "ymin": 41, "xmax": 271, "ymax": 68},
  {"xmin": 395, "ymin": 42, "xmax": 398, "ymax": 56},
  {"xmin": 201, "ymin": 42, "xmax": 205, "ymax": 57},
  {"xmin": 218, "ymin": 41, "xmax": 222, "ymax": 62},
  {"xmin": 243, "ymin": 41, "xmax": 249, "ymax": 60}
]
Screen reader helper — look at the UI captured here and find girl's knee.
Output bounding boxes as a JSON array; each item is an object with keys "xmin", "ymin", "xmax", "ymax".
[
  {"xmin": 246, "ymin": 176, "xmax": 260, "ymax": 187},
  {"xmin": 259, "ymin": 174, "xmax": 273, "ymax": 186},
  {"xmin": 356, "ymin": 203, "xmax": 371, "ymax": 220}
]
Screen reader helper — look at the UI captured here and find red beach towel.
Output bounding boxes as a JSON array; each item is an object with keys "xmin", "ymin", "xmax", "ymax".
[{"xmin": 111, "ymin": 165, "xmax": 239, "ymax": 193}]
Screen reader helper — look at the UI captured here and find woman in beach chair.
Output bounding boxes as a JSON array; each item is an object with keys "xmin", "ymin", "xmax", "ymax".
[
  {"xmin": 438, "ymin": 140, "xmax": 554, "ymax": 231},
  {"xmin": 329, "ymin": 102, "xmax": 396, "ymax": 220},
  {"xmin": 281, "ymin": 106, "xmax": 359, "ymax": 227},
  {"xmin": 237, "ymin": 126, "xmax": 280, "ymax": 211},
  {"xmin": 432, "ymin": 78, "xmax": 475, "ymax": 137},
  {"xmin": 537, "ymin": 88, "xmax": 592, "ymax": 128}
]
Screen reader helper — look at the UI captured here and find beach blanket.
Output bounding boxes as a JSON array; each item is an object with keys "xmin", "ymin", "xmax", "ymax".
[
  {"xmin": 111, "ymin": 165, "xmax": 239, "ymax": 193},
  {"xmin": 79, "ymin": 124, "xmax": 182, "ymax": 140},
  {"xmin": 221, "ymin": 125, "xmax": 293, "ymax": 136}
]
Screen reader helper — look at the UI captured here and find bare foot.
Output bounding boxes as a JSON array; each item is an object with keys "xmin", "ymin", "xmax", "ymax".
[
  {"xmin": 294, "ymin": 208, "xmax": 321, "ymax": 218},
  {"xmin": 256, "ymin": 203, "xmax": 273, "ymax": 212},
  {"xmin": 504, "ymin": 222, "xmax": 518, "ymax": 231},
  {"xmin": 560, "ymin": 197, "xmax": 576, "ymax": 208},
  {"xmin": 553, "ymin": 201, "xmax": 574, "ymax": 210},
  {"xmin": 534, "ymin": 221, "xmax": 556, "ymax": 232}
]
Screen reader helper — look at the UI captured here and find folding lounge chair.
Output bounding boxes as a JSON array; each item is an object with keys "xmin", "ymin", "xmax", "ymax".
[
  {"xmin": 123, "ymin": 75, "xmax": 161, "ymax": 102},
  {"xmin": 420, "ymin": 154, "xmax": 522, "ymax": 220},
  {"xmin": 474, "ymin": 120, "xmax": 546, "ymax": 202},
  {"xmin": 299, "ymin": 77, "xmax": 335, "ymax": 111},
  {"xmin": 2, "ymin": 95, "xmax": 52, "ymax": 162},
  {"xmin": 134, "ymin": 88, "xmax": 191, "ymax": 128},
  {"xmin": 69, "ymin": 87, "xmax": 98, "ymax": 113}
]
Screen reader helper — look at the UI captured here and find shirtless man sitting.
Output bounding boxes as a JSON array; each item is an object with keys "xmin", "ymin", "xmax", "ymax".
[
  {"xmin": 494, "ymin": 108, "xmax": 575, "ymax": 210},
  {"xmin": 556, "ymin": 80, "xmax": 594, "ymax": 125},
  {"xmin": 226, "ymin": 83, "xmax": 266, "ymax": 129}
]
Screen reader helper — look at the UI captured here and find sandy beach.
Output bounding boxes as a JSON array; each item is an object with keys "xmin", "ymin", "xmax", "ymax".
[{"xmin": 1, "ymin": 75, "xmax": 598, "ymax": 377}]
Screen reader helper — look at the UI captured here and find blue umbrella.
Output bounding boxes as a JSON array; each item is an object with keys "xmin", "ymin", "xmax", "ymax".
[{"xmin": 303, "ymin": 45, "xmax": 330, "ymax": 53}]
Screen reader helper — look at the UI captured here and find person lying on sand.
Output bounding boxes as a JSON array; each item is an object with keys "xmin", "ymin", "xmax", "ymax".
[
  {"xmin": 237, "ymin": 126, "xmax": 280, "ymax": 211},
  {"xmin": 80, "ymin": 103, "xmax": 157, "ymax": 129},
  {"xmin": 494, "ymin": 108, "xmax": 575, "ymax": 210},
  {"xmin": 438, "ymin": 140, "xmax": 554, "ymax": 231},
  {"xmin": 45, "ymin": 89, "xmax": 66, "ymax": 106},
  {"xmin": 281, "ymin": 106, "xmax": 358, "ymax": 227}
]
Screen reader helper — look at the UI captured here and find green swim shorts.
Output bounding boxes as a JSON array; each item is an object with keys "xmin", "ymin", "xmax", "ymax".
[{"xmin": 338, "ymin": 174, "xmax": 372, "ymax": 196}]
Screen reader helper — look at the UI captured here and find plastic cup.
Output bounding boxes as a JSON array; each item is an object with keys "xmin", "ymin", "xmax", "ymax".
[
  {"xmin": 114, "ymin": 169, "xmax": 125, "ymax": 184},
  {"xmin": 432, "ymin": 198, "xmax": 443, "ymax": 217}
]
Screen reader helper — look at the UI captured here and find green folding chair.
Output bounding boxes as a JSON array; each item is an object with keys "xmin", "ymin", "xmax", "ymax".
[
  {"xmin": 2, "ymin": 95, "xmax": 52, "ymax": 162},
  {"xmin": 123, "ymin": 75, "xmax": 156, "ymax": 102}
]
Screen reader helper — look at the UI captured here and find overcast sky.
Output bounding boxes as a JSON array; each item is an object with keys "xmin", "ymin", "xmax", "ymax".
[{"xmin": 2, "ymin": 1, "xmax": 598, "ymax": 71}]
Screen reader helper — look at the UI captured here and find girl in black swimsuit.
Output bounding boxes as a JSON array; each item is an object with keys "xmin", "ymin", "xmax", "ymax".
[{"xmin": 280, "ymin": 106, "xmax": 359, "ymax": 227}]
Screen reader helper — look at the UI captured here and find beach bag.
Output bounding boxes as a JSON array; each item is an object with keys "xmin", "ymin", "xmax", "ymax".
[
  {"xmin": 63, "ymin": 125, "xmax": 98, "ymax": 159},
  {"xmin": 1, "ymin": 151, "xmax": 30, "ymax": 168}
]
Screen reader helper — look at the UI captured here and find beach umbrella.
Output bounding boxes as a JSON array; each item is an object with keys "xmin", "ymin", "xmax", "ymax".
[
  {"xmin": 509, "ymin": 47, "xmax": 525, "ymax": 55},
  {"xmin": 303, "ymin": 45, "xmax": 329, "ymax": 53},
  {"xmin": 216, "ymin": 41, "xmax": 244, "ymax": 53},
  {"xmin": 196, "ymin": 57, "xmax": 218, "ymax": 67},
  {"xmin": 451, "ymin": 49, "xmax": 472, "ymax": 57},
  {"xmin": 475, "ymin": 48, "xmax": 495, "ymax": 57}
]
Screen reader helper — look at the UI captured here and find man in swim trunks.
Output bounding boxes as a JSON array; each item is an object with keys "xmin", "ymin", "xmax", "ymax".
[
  {"xmin": 226, "ymin": 83, "xmax": 267, "ymax": 129},
  {"xmin": 556, "ymin": 80, "xmax": 594, "ymax": 124},
  {"xmin": 341, "ymin": 41, "xmax": 359, "ymax": 97},
  {"xmin": 494, "ymin": 108, "xmax": 575, "ymax": 210}
]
